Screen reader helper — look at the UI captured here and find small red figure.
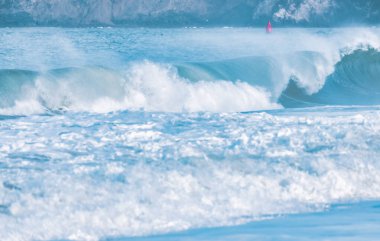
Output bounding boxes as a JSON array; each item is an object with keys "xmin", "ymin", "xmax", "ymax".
[{"xmin": 266, "ymin": 20, "xmax": 272, "ymax": 33}]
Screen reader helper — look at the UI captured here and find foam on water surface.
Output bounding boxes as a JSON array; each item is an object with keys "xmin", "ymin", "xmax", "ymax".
[{"xmin": 1, "ymin": 107, "xmax": 380, "ymax": 241}]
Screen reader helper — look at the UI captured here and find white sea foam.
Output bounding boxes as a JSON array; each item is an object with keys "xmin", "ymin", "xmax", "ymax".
[
  {"xmin": 121, "ymin": 61, "xmax": 280, "ymax": 112},
  {"xmin": 1, "ymin": 108, "xmax": 380, "ymax": 241},
  {"xmin": 0, "ymin": 62, "xmax": 280, "ymax": 115}
]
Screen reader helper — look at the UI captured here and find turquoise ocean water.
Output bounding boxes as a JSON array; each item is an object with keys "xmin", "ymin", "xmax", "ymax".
[{"xmin": 1, "ymin": 27, "xmax": 380, "ymax": 241}]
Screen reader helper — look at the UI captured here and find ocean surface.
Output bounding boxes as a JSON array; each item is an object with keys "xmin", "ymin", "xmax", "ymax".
[{"xmin": 1, "ymin": 27, "xmax": 380, "ymax": 241}]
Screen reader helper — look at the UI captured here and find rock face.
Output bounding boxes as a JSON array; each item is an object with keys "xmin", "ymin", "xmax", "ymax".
[{"xmin": 0, "ymin": 0, "xmax": 379, "ymax": 27}]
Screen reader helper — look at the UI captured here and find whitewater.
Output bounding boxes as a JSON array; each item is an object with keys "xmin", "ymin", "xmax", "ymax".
[{"xmin": 1, "ymin": 27, "xmax": 380, "ymax": 241}]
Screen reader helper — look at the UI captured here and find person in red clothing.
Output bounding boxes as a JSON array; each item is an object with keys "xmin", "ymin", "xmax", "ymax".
[{"xmin": 266, "ymin": 20, "xmax": 272, "ymax": 33}]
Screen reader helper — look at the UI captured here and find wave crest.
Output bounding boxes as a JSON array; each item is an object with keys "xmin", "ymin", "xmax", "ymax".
[{"xmin": 0, "ymin": 62, "xmax": 279, "ymax": 115}]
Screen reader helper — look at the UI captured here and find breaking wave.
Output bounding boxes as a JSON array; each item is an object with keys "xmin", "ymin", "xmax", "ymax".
[
  {"xmin": 0, "ymin": 63, "xmax": 279, "ymax": 115},
  {"xmin": 280, "ymin": 48, "xmax": 380, "ymax": 107},
  {"xmin": 0, "ymin": 46, "xmax": 380, "ymax": 115}
]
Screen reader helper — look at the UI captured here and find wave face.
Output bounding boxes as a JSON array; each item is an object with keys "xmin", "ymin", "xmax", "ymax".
[
  {"xmin": 1, "ymin": 0, "xmax": 380, "ymax": 27},
  {"xmin": 279, "ymin": 49, "xmax": 380, "ymax": 107}
]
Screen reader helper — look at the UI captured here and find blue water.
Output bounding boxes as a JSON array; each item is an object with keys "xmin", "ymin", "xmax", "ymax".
[
  {"xmin": 116, "ymin": 201, "xmax": 380, "ymax": 241},
  {"xmin": 1, "ymin": 27, "xmax": 380, "ymax": 241}
]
